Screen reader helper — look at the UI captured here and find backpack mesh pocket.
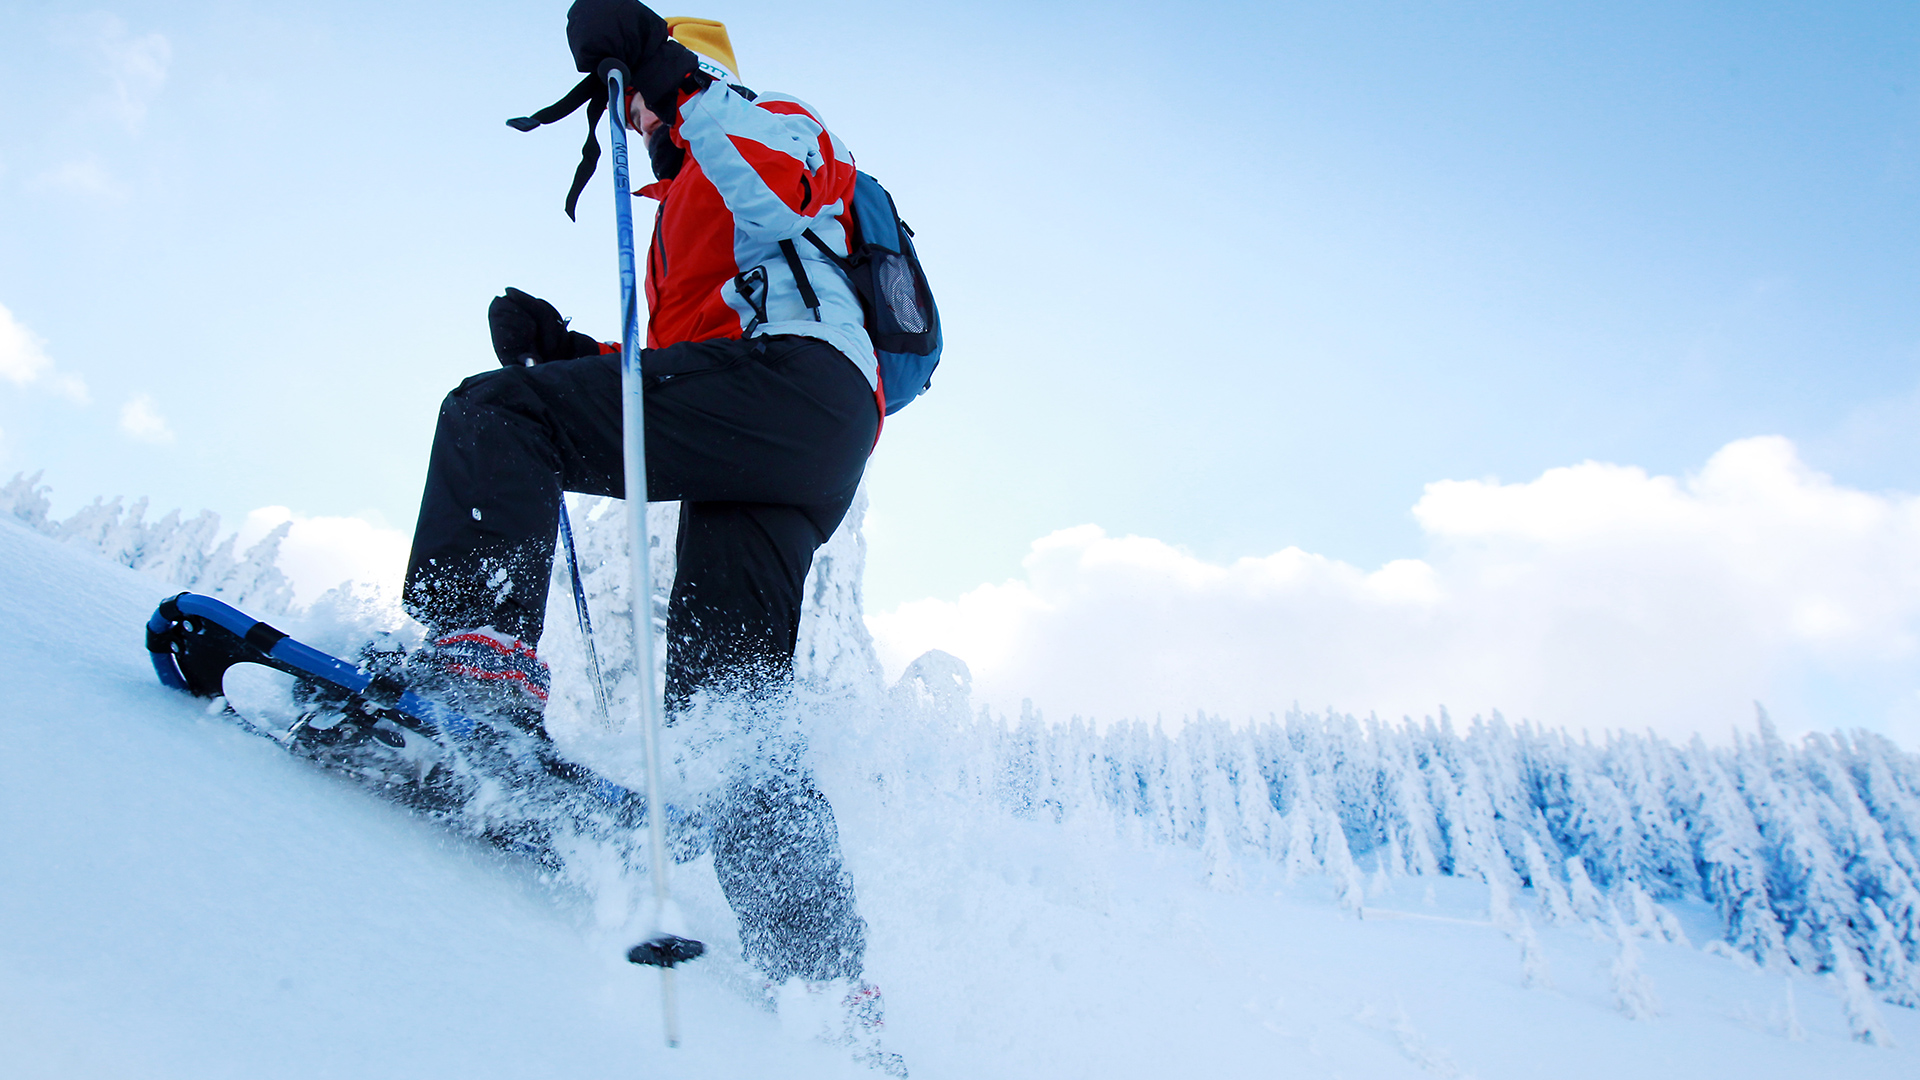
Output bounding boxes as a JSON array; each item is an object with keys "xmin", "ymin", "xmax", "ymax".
[{"xmin": 875, "ymin": 252, "xmax": 928, "ymax": 334}]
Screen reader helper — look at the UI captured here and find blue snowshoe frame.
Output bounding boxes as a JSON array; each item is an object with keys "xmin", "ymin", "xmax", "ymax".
[
  {"xmin": 148, "ymin": 588, "xmax": 480, "ymax": 737},
  {"xmin": 147, "ymin": 591, "xmax": 480, "ymax": 739}
]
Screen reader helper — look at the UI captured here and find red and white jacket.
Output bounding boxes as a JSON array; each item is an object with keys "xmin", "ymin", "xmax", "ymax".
[{"xmin": 636, "ymin": 79, "xmax": 879, "ymax": 406}]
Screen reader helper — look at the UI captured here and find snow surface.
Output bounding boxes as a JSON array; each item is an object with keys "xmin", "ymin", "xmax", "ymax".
[{"xmin": 4, "ymin": 507, "xmax": 1920, "ymax": 1078}]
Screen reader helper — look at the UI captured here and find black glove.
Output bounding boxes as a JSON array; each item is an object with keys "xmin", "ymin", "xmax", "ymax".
[
  {"xmin": 488, "ymin": 288, "xmax": 601, "ymax": 367},
  {"xmin": 565, "ymin": 0, "xmax": 704, "ymax": 123}
]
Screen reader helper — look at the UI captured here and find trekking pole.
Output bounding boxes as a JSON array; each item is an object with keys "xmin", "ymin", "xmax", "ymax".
[
  {"xmin": 601, "ymin": 59, "xmax": 705, "ymax": 1049},
  {"xmin": 556, "ymin": 497, "xmax": 613, "ymax": 729}
]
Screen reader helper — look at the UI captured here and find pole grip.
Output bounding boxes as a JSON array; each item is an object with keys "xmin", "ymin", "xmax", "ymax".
[
  {"xmin": 595, "ymin": 58, "xmax": 632, "ymax": 86},
  {"xmin": 597, "ymin": 59, "xmax": 632, "ymax": 130}
]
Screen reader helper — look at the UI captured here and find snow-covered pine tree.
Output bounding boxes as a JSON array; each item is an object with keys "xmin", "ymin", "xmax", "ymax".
[
  {"xmin": 1738, "ymin": 736, "xmax": 1863, "ymax": 970},
  {"xmin": 1831, "ymin": 939, "xmax": 1896, "ymax": 1046},
  {"xmin": 1511, "ymin": 909, "xmax": 1551, "ymax": 989},
  {"xmin": 1521, "ymin": 824, "xmax": 1576, "ymax": 925},
  {"xmin": 1692, "ymin": 750, "xmax": 1790, "ymax": 968},
  {"xmin": 1, "ymin": 470, "xmax": 54, "ymax": 528},
  {"xmin": 793, "ymin": 486, "xmax": 884, "ymax": 700},
  {"xmin": 1378, "ymin": 722, "xmax": 1443, "ymax": 877},
  {"xmin": 1612, "ymin": 731, "xmax": 1701, "ymax": 898},
  {"xmin": 1608, "ymin": 907, "xmax": 1660, "ymax": 1020},
  {"xmin": 133, "ymin": 507, "xmax": 223, "ymax": 589}
]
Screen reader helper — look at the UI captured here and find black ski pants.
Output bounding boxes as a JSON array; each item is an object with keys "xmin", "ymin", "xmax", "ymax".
[
  {"xmin": 403, "ymin": 334, "xmax": 876, "ymax": 701},
  {"xmin": 403, "ymin": 333, "xmax": 877, "ymax": 981}
]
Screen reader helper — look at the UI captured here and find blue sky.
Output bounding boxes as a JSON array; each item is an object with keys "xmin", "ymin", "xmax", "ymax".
[{"xmin": 3, "ymin": 2, "xmax": 1919, "ymax": 733}]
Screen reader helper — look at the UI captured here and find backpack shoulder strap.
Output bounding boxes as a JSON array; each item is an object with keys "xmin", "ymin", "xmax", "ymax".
[
  {"xmin": 802, "ymin": 229, "xmax": 855, "ymax": 270},
  {"xmin": 777, "ymin": 238, "xmax": 822, "ymax": 321}
]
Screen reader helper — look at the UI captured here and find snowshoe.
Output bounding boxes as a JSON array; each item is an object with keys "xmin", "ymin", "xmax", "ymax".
[{"xmin": 145, "ymin": 592, "xmax": 640, "ymax": 863}]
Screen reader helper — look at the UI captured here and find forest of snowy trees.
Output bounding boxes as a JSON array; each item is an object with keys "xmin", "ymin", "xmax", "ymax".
[
  {"xmin": 878, "ymin": 659, "xmax": 1920, "ymax": 1036},
  {"xmin": 1, "ymin": 471, "xmax": 294, "ymax": 614},
  {"xmin": 9, "ymin": 470, "xmax": 1919, "ymax": 1037}
]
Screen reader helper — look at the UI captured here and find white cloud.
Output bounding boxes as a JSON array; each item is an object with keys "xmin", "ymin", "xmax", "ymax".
[
  {"xmin": 868, "ymin": 437, "xmax": 1920, "ymax": 742},
  {"xmin": 85, "ymin": 14, "xmax": 171, "ymax": 130},
  {"xmin": 22, "ymin": 16, "xmax": 168, "ymax": 200},
  {"xmin": 25, "ymin": 159, "xmax": 121, "ymax": 199},
  {"xmin": 235, "ymin": 507, "xmax": 411, "ymax": 608},
  {"xmin": 0, "ymin": 305, "xmax": 50, "ymax": 384},
  {"xmin": 118, "ymin": 394, "xmax": 174, "ymax": 444},
  {"xmin": 0, "ymin": 302, "xmax": 89, "ymax": 402}
]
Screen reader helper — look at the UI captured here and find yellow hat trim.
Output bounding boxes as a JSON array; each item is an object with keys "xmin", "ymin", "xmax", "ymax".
[{"xmin": 666, "ymin": 17, "xmax": 739, "ymax": 83}]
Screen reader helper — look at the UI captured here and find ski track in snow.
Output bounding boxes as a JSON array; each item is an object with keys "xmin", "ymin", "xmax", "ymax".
[{"xmin": 3, "ymin": 513, "xmax": 1919, "ymax": 1078}]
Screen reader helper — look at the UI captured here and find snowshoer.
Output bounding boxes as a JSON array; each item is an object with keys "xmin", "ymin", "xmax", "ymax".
[{"xmin": 399, "ymin": 2, "xmax": 898, "ymax": 1070}]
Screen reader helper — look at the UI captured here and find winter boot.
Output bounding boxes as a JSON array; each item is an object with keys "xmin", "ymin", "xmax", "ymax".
[{"xmin": 405, "ymin": 628, "xmax": 551, "ymax": 734}]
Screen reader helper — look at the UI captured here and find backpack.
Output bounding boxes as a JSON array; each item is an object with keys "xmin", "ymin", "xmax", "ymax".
[{"xmin": 779, "ymin": 171, "xmax": 942, "ymax": 415}]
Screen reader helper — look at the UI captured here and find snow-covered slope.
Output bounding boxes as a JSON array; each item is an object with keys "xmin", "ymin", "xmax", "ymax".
[
  {"xmin": 4, "ymin": 510, "xmax": 1919, "ymax": 1078},
  {"xmin": 0, "ymin": 515, "xmax": 848, "ymax": 1078}
]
